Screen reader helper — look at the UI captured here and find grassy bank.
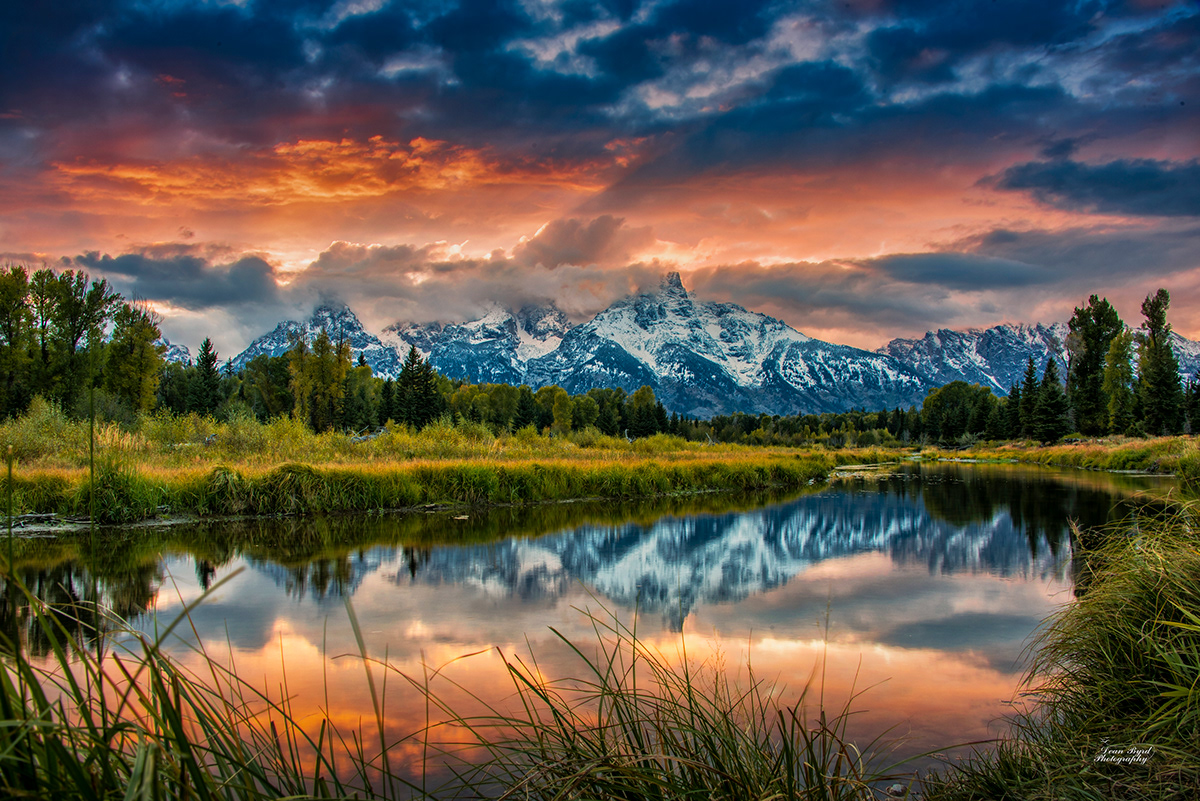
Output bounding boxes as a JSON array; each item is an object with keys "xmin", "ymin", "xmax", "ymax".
[
  {"xmin": 927, "ymin": 435, "xmax": 1200, "ymax": 490},
  {"xmin": 0, "ymin": 400, "xmax": 909, "ymax": 524},
  {"xmin": 5, "ymin": 452, "xmax": 843, "ymax": 525},
  {"xmin": 923, "ymin": 500, "xmax": 1200, "ymax": 800}
]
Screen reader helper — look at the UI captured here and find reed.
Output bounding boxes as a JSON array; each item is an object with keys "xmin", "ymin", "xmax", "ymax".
[
  {"xmin": 922, "ymin": 499, "xmax": 1200, "ymax": 800},
  {"xmin": 408, "ymin": 604, "xmax": 918, "ymax": 800},
  {"xmin": 0, "ymin": 568, "xmax": 917, "ymax": 800}
]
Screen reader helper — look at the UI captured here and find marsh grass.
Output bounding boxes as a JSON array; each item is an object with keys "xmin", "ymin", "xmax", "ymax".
[
  {"xmin": 937, "ymin": 435, "xmax": 1200, "ymax": 483},
  {"xmin": 414, "ymin": 605, "xmax": 920, "ymax": 800},
  {"xmin": 1, "ymin": 449, "xmax": 838, "ymax": 524},
  {"xmin": 923, "ymin": 500, "xmax": 1200, "ymax": 800},
  {"xmin": 0, "ymin": 565, "xmax": 919, "ymax": 800}
]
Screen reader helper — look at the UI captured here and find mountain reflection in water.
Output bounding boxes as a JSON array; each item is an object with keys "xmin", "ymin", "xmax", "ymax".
[{"xmin": 0, "ymin": 462, "xmax": 1174, "ymax": 775}]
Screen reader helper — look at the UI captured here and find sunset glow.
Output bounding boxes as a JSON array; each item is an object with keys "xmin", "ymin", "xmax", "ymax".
[{"xmin": 1, "ymin": 0, "xmax": 1197, "ymax": 354}]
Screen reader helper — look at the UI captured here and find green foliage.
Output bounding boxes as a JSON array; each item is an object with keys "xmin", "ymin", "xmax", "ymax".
[
  {"xmin": 1104, "ymin": 329, "xmax": 1137, "ymax": 435},
  {"xmin": 188, "ymin": 337, "xmax": 222, "ymax": 415},
  {"xmin": 104, "ymin": 300, "xmax": 165, "ymax": 413},
  {"xmin": 1019, "ymin": 357, "xmax": 1040, "ymax": 437},
  {"xmin": 72, "ymin": 456, "xmax": 162, "ymax": 524},
  {"xmin": 1138, "ymin": 288, "xmax": 1184, "ymax": 435},
  {"xmin": 1066, "ymin": 295, "xmax": 1124, "ymax": 435},
  {"xmin": 396, "ymin": 345, "xmax": 443, "ymax": 430},
  {"xmin": 1033, "ymin": 359, "xmax": 1070, "ymax": 443},
  {"xmin": 921, "ymin": 381, "xmax": 997, "ymax": 443}
]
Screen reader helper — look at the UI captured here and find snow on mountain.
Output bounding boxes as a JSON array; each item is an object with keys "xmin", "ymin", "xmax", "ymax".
[
  {"xmin": 382, "ymin": 303, "xmax": 573, "ymax": 385},
  {"xmin": 230, "ymin": 305, "xmax": 404, "ymax": 378},
  {"xmin": 223, "ymin": 279, "xmax": 1200, "ymax": 415},
  {"xmin": 1170, "ymin": 332, "xmax": 1200, "ymax": 379},
  {"xmin": 157, "ymin": 338, "xmax": 191, "ymax": 365},
  {"xmin": 525, "ymin": 272, "xmax": 927, "ymax": 416},
  {"xmin": 879, "ymin": 323, "xmax": 1070, "ymax": 395}
]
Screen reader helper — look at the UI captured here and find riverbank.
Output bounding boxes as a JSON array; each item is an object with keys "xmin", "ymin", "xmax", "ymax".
[
  {"xmin": 921, "ymin": 499, "xmax": 1200, "ymax": 800},
  {"xmin": 6, "ymin": 450, "xmax": 889, "ymax": 525},
  {"xmin": 925, "ymin": 434, "xmax": 1200, "ymax": 489}
]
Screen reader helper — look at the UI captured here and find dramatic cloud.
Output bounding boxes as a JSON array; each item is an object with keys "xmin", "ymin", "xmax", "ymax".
[
  {"xmin": 989, "ymin": 159, "xmax": 1200, "ymax": 217},
  {"xmin": 0, "ymin": 0, "xmax": 1197, "ymax": 350}
]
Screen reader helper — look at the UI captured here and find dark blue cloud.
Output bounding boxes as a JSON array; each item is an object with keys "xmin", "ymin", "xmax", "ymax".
[
  {"xmin": 990, "ymin": 158, "xmax": 1200, "ymax": 217},
  {"xmin": 963, "ymin": 224, "xmax": 1200, "ymax": 282},
  {"xmin": 71, "ymin": 251, "xmax": 280, "ymax": 309},
  {"xmin": 869, "ymin": 253, "xmax": 1048, "ymax": 289},
  {"xmin": 426, "ymin": 0, "xmax": 532, "ymax": 54},
  {"xmin": 653, "ymin": 0, "xmax": 774, "ymax": 46},
  {"xmin": 577, "ymin": 24, "xmax": 666, "ymax": 84}
]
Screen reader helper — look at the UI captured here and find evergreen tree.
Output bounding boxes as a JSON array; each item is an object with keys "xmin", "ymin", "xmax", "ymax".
[
  {"xmin": 379, "ymin": 379, "xmax": 395, "ymax": 425},
  {"xmin": 0, "ymin": 264, "xmax": 30, "ymax": 416},
  {"xmin": 985, "ymin": 399, "xmax": 1007, "ymax": 440},
  {"xmin": 1018, "ymin": 358, "xmax": 1040, "ymax": 437},
  {"xmin": 188, "ymin": 338, "xmax": 222, "ymax": 415},
  {"xmin": 1103, "ymin": 330, "xmax": 1136, "ymax": 435},
  {"xmin": 1005, "ymin": 383, "xmax": 1022, "ymax": 438},
  {"xmin": 513, "ymin": 385, "xmax": 537, "ymax": 430},
  {"xmin": 1136, "ymin": 288, "xmax": 1183, "ymax": 435},
  {"xmin": 1034, "ymin": 360, "xmax": 1070, "ymax": 443},
  {"xmin": 395, "ymin": 346, "xmax": 442, "ymax": 429},
  {"xmin": 104, "ymin": 301, "xmax": 165, "ymax": 413},
  {"xmin": 1066, "ymin": 295, "xmax": 1123, "ymax": 435}
]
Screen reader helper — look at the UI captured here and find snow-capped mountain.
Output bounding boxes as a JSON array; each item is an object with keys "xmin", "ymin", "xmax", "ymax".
[
  {"xmin": 230, "ymin": 305, "xmax": 404, "ymax": 378},
  {"xmin": 225, "ymin": 278, "xmax": 1200, "ymax": 415},
  {"xmin": 157, "ymin": 338, "xmax": 191, "ymax": 365},
  {"xmin": 879, "ymin": 324, "xmax": 1070, "ymax": 395},
  {"xmin": 382, "ymin": 303, "xmax": 572, "ymax": 385},
  {"xmin": 524, "ymin": 272, "xmax": 927, "ymax": 416}
]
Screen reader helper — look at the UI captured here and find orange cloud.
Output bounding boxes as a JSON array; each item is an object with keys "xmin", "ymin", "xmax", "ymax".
[{"xmin": 51, "ymin": 135, "xmax": 612, "ymax": 209}]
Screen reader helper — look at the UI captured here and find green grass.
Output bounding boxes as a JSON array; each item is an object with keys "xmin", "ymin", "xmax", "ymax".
[
  {"xmin": 2, "ymin": 452, "xmax": 839, "ymax": 525},
  {"xmin": 922, "ymin": 499, "xmax": 1200, "ymax": 800},
  {"xmin": 0, "ymin": 568, "xmax": 917, "ymax": 800}
]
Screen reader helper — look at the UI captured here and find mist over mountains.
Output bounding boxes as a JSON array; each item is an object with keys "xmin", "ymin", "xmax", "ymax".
[{"xmin": 217, "ymin": 274, "xmax": 1200, "ymax": 416}]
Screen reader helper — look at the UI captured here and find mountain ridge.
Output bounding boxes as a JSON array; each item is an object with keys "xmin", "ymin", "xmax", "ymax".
[{"xmin": 224, "ymin": 276, "xmax": 1200, "ymax": 415}]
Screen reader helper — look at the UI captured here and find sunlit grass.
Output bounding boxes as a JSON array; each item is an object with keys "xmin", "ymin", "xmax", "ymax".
[
  {"xmin": 0, "ymin": 403, "xmax": 910, "ymax": 524},
  {"xmin": 922, "ymin": 499, "xmax": 1200, "ymax": 800}
]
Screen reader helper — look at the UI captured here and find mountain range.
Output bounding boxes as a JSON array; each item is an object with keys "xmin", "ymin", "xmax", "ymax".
[{"xmin": 217, "ymin": 273, "xmax": 1200, "ymax": 416}]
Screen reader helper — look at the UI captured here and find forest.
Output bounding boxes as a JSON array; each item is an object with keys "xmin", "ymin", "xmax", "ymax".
[{"xmin": 1, "ymin": 263, "xmax": 1194, "ymax": 448}]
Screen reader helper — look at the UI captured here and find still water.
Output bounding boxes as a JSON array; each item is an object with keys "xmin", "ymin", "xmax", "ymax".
[{"xmin": 6, "ymin": 462, "xmax": 1175, "ymax": 782}]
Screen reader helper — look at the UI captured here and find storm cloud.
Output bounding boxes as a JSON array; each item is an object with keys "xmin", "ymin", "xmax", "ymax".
[{"xmin": 991, "ymin": 159, "xmax": 1200, "ymax": 218}]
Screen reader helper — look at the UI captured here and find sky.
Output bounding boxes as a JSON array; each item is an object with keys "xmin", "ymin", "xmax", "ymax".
[{"xmin": 1, "ymin": 0, "xmax": 1197, "ymax": 356}]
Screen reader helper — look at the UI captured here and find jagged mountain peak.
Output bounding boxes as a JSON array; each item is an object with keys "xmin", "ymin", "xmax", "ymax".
[
  {"xmin": 231, "ymin": 304, "xmax": 403, "ymax": 378},
  {"xmin": 659, "ymin": 271, "xmax": 687, "ymax": 296}
]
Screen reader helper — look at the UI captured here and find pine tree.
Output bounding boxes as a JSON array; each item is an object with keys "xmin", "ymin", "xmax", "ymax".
[
  {"xmin": 1103, "ymin": 330, "xmax": 1135, "ymax": 435},
  {"xmin": 188, "ymin": 337, "xmax": 222, "ymax": 415},
  {"xmin": 380, "ymin": 379, "xmax": 395, "ymax": 425},
  {"xmin": 1005, "ymin": 383, "xmax": 1021, "ymax": 438},
  {"xmin": 1066, "ymin": 295, "xmax": 1123, "ymax": 435},
  {"xmin": 1034, "ymin": 360, "xmax": 1070, "ymax": 443},
  {"xmin": 1018, "ymin": 358, "xmax": 1040, "ymax": 437},
  {"xmin": 1136, "ymin": 288, "xmax": 1183, "ymax": 435}
]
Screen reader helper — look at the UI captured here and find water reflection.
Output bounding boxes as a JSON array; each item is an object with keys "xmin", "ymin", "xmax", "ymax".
[{"xmin": 0, "ymin": 462, "xmax": 1175, "ymax": 774}]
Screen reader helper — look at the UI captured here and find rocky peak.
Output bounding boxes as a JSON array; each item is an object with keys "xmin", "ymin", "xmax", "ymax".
[{"xmin": 658, "ymin": 271, "xmax": 687, "ymax": 298}]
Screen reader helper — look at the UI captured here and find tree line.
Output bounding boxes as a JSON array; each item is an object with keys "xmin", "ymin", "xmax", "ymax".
[
  {"xmin": 0, "ymin": 263, "xmax": 162, "ymax": 420},
  {"xmin": 0, "ymin": 265, "xmax": 1195, "ymax": 448}
]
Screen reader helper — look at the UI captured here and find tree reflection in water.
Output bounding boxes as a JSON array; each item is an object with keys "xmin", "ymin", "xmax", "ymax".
[{"xmin": 0, "ymin": 462, "xmax": 1173, "ymax": 647}]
